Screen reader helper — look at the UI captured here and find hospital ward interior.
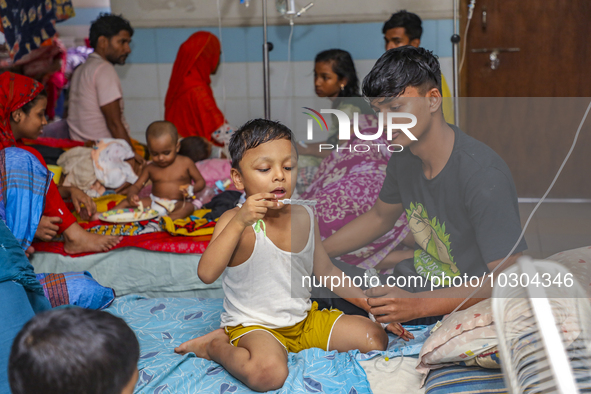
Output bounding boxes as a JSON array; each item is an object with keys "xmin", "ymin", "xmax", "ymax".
[{"xmin": 1, "ymin": 0, "xmax": 591, "ymax": 393}]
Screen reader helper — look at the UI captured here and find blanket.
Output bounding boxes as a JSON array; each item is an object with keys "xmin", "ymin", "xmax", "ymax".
[
  {"xmin": 106, "ymin": 296, "xmax": 434, "ymax": 394},
  {"xmin": 31, "ymin": 232, "xmax": 211, "ymax": 257},
  {"xmin": 107, "ymin": 296, "xmax": 374, "ymax": 394}
]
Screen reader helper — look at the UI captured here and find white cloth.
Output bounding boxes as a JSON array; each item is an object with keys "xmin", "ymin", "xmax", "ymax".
[
  {"xmin": 91, "ymin": 138, "xmax": 138, "ymax": 189},
  {"xmin": 67, "ymin": 53, "xmax": 131, "ymax": 142},
  {"xmin": 150, "ymin": 194, "xmax": 178, "ymax": 217},
  {"xmin": 220, "ymin": 206, "xmax": 315, "ymax": 329}
]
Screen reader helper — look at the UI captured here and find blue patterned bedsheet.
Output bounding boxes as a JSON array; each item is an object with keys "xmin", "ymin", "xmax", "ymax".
[{"xmin": 106, "ymin": 295, "xmax": 431, "ymax": 394}]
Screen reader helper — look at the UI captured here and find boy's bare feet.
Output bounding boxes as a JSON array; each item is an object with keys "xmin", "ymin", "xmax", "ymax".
[
  {"xmin": 174, "ymin": 328, "xmax": 228, "ymax": 360},
  {"xmin": 63, "ymin": 223, "xmax": 121, "ymax": 254}
]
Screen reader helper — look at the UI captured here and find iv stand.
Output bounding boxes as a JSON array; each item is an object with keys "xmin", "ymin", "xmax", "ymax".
[
  {"xmin": 262, "ymin": 0, "xmax": 271, "ymax": 119},
  {"xmin": 451, "ymin": 0, "xmax": 460, "ymax": 126}
]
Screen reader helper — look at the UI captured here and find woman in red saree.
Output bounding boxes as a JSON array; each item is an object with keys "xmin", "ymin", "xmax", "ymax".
[
  {"xmin": 165, "ymin": 32, "xmax": 226, "ymax": 141},
  {"xmin": 0, "ymin": 72, "xmax": 120, "ymax": 254}
]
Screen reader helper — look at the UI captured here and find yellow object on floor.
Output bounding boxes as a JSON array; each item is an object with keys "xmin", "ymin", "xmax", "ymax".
[
  {"xmin": 47, "ymin": 165, "xmax": 62, "ymax": 184},
  {"xmin": 160, "ymin": 208, "xmax": 216, "ymax": 236}
]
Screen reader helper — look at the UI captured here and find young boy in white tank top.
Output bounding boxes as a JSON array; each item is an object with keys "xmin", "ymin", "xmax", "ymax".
[{"xmin": 174, "ymin": 119, "xmax": 412, "ymax": 392}]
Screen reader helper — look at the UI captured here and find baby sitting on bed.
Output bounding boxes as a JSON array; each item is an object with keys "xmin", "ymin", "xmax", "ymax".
[
  {"xmin": 174, "ymin": 119, "xmax": 412, "ymax": 392},
  {"xmin": 113, "ymin": 121, "xmax": 206, "ymax": 220}
]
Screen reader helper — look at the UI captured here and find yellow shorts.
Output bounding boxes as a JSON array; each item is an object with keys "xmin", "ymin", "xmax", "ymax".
[{"xmin": 224, "ymin": 302, "xmax": 343, "ymax": 353}]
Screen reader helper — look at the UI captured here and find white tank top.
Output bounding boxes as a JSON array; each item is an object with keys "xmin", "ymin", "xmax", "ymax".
[{"xmin": 220, "ymin": 205, "xmax": 315, "ymax": 329}]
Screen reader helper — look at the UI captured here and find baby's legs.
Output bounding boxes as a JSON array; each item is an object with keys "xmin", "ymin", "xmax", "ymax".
[
  {"xmin": 175, "ymin": 329, "xmax": 289, "ymax": 392},
  {"xmin": 167, "ymin": 200, "xmax": 195, "ymax": 221},
  {"xmin": 328, "ymin": 315, "xmax": 388, "ymax": 353}
]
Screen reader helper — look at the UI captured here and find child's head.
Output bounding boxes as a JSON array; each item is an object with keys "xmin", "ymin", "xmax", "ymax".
[
  {"xmin": 9, "ymin": 308, "xmax": 140, "ymax": 394},
  {"xmin": 229, "ymin": 119, "xmax": 297, "ymax": 199},
  {"xmin": 362, "ymin": 46, "xmax": 442, "ymax": 146},
  {"xmin": 146, "ymin": 120, "xmax": 180, "ymax": 167},
  {"xmin": 314, "ymin": 49, "xmax": 360, "ymax": 99},
  {"xmin": 9, "ymin": 90, "xmax": 48, "ymax": 141},
  {"xmin": 179, "ymin": 136, "xmax": 212, "ymax": 162},
  {"xmin": 382, "ymin": 10, "xmax": 422, "ymax": 51}
]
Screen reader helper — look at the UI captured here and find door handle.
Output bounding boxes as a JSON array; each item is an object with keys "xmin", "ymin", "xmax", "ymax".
[
  {"xmin": 471, "ymin": 48, "xmax": 521, "ymax": 53},
  {"xmin": 482, "ymin": 6, "xmax": 487, "ymax": 31},
  {"xmin": 471, "ymin": 48, "xmax": 520, "ymax": 70}
]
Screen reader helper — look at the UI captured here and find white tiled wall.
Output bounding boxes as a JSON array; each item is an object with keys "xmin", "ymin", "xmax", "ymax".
[{"xmin": 118, "ymin": 57, "xmax": 453, "ymax": 143}]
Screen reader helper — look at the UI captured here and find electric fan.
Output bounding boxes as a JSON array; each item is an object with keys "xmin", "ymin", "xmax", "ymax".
[{"xmin": 492, "ymin": 257, "xmax": 591, "ymax": 393}]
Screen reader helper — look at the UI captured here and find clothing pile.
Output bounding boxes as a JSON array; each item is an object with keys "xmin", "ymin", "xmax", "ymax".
[{"xmin": 57, "ymin": 138, "xmax": 138, "ymax": 197}]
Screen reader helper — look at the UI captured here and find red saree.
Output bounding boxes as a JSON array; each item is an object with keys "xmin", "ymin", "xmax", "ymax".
[{"xmin": 164, "ymin": 32, "xmax": 225, "ymax": 141}]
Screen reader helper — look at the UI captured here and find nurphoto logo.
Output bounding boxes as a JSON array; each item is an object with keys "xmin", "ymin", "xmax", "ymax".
[{"xmin": 302, "ymin": 107, "xmax": 418, "ymax": 153}]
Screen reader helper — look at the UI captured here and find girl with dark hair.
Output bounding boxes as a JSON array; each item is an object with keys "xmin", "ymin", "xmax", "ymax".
[
  {"xmin": 0, "ymin": 72, "xmax": 121, "ymax": 255},
  {"xmin": 297, "ymin": 49, "xmax": 374, "ymax": 193}
]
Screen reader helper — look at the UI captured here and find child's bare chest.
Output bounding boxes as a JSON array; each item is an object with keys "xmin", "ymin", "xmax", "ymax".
[{"xmin": 149, "ymin": 163, "xmax": 190, "ymax": 183}]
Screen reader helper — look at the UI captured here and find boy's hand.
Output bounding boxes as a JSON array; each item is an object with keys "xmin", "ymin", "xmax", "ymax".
[
  {"xmin": 385, "ymin": 322, "xmax": 414, "ymax": 341},
  {"xmin": 127, "ymin": 194, "xmax": 140, "ymax": 207},
  {"xmin": 234, "ymin": 193, "xmax": 279, "ymax": 227}
]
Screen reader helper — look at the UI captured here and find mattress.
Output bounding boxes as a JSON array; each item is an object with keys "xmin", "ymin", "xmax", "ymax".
[
  {"xmin": 106, "ymin": 295, "xmax": 431, "ymax": 394},
  {"xmin": 30, "ymin": 248, "xmax": 224, "ymax": 299}
]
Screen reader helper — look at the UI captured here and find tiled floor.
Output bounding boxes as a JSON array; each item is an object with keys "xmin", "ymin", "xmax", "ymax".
[{"xmin": 519, "ymin": 203, "xmax": 591, "ymax": 259}]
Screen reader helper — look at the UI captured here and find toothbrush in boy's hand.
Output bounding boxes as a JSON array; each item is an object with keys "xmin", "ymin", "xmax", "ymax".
[{"xmin": 278, "ymin": 199, "xmax": 317, "ymax": 206}]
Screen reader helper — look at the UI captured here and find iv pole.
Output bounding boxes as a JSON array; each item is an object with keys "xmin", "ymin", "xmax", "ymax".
[
  {"xmin": 451, "ymin": 0, "xmax": 460, "ymax": 126},
  {"xmin": 262, "ymin": 0, "xmax": 271, "ymax": 119}
]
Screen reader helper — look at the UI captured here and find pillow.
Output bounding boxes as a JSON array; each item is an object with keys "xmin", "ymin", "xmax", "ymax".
[
  {"xmin": 36, "ymin": 271, "xmax": 115, "ymax": 310},
  {"xmin": 417, "ymin": 299, "xmax": 497, "ymax": 377},
  {"xmin": 417, "ymin": 297, "xmax": 581, "ymax": 379}
]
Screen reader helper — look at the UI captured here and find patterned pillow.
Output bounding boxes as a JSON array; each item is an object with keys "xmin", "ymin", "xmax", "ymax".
[
  {"xmin": 417, "ymin": 299, "xmax": 497, "ymax": 377},
  {"xmin": 417, "ymin": 294, "xmax": 582, "ymax": 379},
  {"xmin": 36, "ymin": 271, "xmax": 115, "ymax": 310}
]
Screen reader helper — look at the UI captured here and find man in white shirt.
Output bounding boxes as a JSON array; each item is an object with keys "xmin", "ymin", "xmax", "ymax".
[{"xmin": 67, "ymin": 14, "xmax": 142, "ymax": 162}]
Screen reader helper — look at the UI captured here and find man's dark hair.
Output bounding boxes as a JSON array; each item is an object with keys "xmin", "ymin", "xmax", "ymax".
[
  {"xmin": 20, "ymin": 90, "xmax": 48, "ymax": 115},
  {"xmin": 89, "ymin": 13, "xmax": 134, "ymax": 49},
  {"xmin": 362, "ymin": 46, "xmax": 442, "ymax": 98},
  {"xmin": 315, "ymin": 49, "xmax": 360, "ymax": 99},
  {"xmin": 382, "ymin": 10, "xmax": 423, "ymax": 41},
  {"xmin": 9, "ymin": 308, "xmax": 139, "ymax": 394},
  {"xmin": 229, "ymin": 119, "xmax": 297, "ymax": 170},
  {"xmin": 179, "ymin": 136, "xmax": 211, "ymax": 162}
]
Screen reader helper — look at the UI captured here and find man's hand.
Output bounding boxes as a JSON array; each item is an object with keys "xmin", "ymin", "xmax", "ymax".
[
  {"xmin": 35, "ymin": 216, "xmax": 62, "ymax": 241},
  {"xmin": 233, "ymin": 193, "xmax": 278, "ymax": 228},
  {"xmin": 69, "ymin": 187, "xmax": 96, "ymax": 219},
  {"xmin": 134, "ymin": 152, "xmax": 145, "ymax": 166},
  {"xmin": 365, "ymin": 286, "xmax": 423, "ymax": 324}
]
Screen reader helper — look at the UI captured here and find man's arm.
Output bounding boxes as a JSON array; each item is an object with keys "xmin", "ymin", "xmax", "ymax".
[
  {"xmin": 365, "ymin": 252, "xmax": 522, "ymax": 323},
  {"xmin": 312, "ymin": 218, "xmax": 370, "ymax": 311},
  {"xmin": 323, "ymin": 198, "xmax": 404, "ymax": 258},
  {"xmin": 100, "ymin": 99, "xmax": 132, "ymax": 145}
]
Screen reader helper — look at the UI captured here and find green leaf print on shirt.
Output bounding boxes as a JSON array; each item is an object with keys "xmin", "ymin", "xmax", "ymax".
[{"xmin": 406, "ymin": 202, "xmax": 460, "ymax": 281}]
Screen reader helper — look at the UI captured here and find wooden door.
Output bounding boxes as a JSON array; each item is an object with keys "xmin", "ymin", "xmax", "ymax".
[{"xmin": 460, "ymin": 0, "xmax": 591, "ymax": 198}]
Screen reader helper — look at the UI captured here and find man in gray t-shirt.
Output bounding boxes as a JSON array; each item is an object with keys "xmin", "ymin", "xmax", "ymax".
[{"xmin": 322, "ymin": 47, "xmax": 526, "ymax": 327}]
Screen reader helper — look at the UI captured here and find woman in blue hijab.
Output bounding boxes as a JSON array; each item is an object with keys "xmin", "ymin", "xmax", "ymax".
[{"xmin": 0, "ymin": 147, "xmax": 52, "ymax": 394}]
